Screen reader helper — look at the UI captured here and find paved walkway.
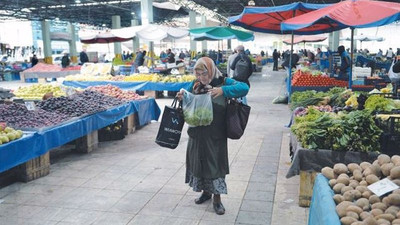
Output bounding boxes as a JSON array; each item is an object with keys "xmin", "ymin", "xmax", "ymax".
[{"xmin": 0, "ymin": 67, "xmax": 308, "ymax": 225}]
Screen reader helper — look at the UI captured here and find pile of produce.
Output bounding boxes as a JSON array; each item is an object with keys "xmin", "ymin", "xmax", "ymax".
[
  {"xmin": 322, "ymin": 155, "xmax": 400, "ymax": 225},
  {"xmin": 37, "ymin": 91, "xmax": 125, "ymax": 117},
  {"xmin": 0, "ymin": 103, "xmax": 70, "ymax": 128},
  {"xmin": 24, "ymin": 63, "xmax": 62, "ymax": 72},
  {"xmin": 13, "ymin": 84, "xmax": 66, "ymax": 100},
  {"xmin": 61, "ymin": 66, "xmax": 81, "ymax": 71},
  {"xmin": 292, "ymin": 69, "xmax": 348, "ymax": 87},
  {"xmin": 291, "ymin": 108, "xmax": 382, "ymax": 152},
  {"xmin": 183, "ymin": 107, "xmax": 213, "ymax": 127},
  {"xmin": 290, "ymin": 87, "xmax": 351, "ymax": 110},
  {"xmin": 0, "ymin": 125, "xmax": 23, "ymax": 145},
  {"xmin": 80, "ymin": 63, "xmax": 113, "ymax": 75},
  {"xmin": 88, "ymin": 85, "xmax": 144, "ymax": 101}
]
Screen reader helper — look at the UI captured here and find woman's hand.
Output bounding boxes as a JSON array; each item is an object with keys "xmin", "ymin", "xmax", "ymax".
[
  {"xmin": 208, "ymin": 87, "xmax": 223, "ymax": 98},
  {"xmin": 176, "ymin": 90, "xmax": 184, "ymax": 100}
]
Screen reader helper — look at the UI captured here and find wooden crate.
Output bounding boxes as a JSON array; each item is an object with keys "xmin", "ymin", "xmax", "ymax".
[
  {"xmin": 75, "ymin": 130, "xmax": 98, "ymax": 153},
  {"xmin": 123, "ymin": 114, "xmax": 136, "ymax": 135},
  {"xmin": 299, "ymin": 170, "xmax": 317, "ymax": 207},
  {"xmin": 16, "ymin": 152, "xmax": 50, "ymax": 182}
]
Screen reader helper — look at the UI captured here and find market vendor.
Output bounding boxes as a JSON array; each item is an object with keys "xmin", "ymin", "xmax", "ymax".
[{"xmin": 336, "ymin": 45, "xmax": 350, "ymax": 81}]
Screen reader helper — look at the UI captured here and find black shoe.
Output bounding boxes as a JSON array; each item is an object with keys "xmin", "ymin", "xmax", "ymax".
[
  {"xmin": 213, "ymin": 202, "xmax": 225, "ymax": 215},
  {"xmin": 195, "ymin": 193, "xmax": 212, "ymax": 204}
]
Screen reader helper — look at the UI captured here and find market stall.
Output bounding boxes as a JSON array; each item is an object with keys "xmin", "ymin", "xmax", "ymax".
[{"xmin": 20, "ymin": 63, "xmax": 81, "ymax": 82}]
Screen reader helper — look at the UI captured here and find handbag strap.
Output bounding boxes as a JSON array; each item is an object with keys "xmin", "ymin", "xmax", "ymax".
[{"xmin": 171, "ymin": 97, "xmax": 182, "ymax": 109}]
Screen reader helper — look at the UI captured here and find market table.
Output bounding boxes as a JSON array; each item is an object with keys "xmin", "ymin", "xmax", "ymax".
[
  {"xmin": 21, "ymin": 70, "xmax": 80, "ymax": 81},
  {"xmin": 0, "ymin": 98, "xmax": 160, "ymax": 174},
  {"xmin": 62, "ymin": 80, "xmax": 192, "ymax": 91},
  {"xmin": 308, "ymin": 174, "xmax": 340, "ymax": 225}
]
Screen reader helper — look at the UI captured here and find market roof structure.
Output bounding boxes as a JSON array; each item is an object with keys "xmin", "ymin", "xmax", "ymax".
[{"xmin": 1, "ymin": 0, "xmax": 400, "ymax": 28}]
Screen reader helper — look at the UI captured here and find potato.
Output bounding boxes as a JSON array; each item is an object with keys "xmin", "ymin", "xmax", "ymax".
[
  {"xmin": 333, "ymin": 183, "xmax": 346, "ymax": 194},
  {"xmin": 333, "ymin": 194, "xmax": 344, "ymax": 204},
  {"xmin": 359, "ymin": 180, "xmax": 368, "ymax": 186},
  {"xmin": 362, "ymin": 190, "xmax": 373, "ymax": 199},
  {"xmin": 341, "ymin": 186, "xmax": 354, "ymax": 194},
  {"xmin": 390, "ymin": 166, "xmax": 400, "ymax": 179},
  {"xmin": 371, "ymin": 164, "xmax": 382, "ymax": 177},
  {"xmin": 361, "ymin": 162, "xmax": 372, "ymax": 171},
  {"xmin": 376, "ymin": 218, "xmax": 391, "ymax": 224},
  {"xmin": 347, "ymin": 205, "xmax": 363, "ymax": 215},
  {"xmin": 371, "ymin": 208, "xmax": 384, "ymax": 217},
  {"xmin": 393, "ymin": 218, "xmax": 400, "ymax": 224},
  {"xmin": 381, "ymin": 163, "xmax": 394, "ymax": 177},
  {"xmin": 375, "ymin": 213, "xmax": 395, "ymax": 222},
  {"xmin": 385, "ymin": 206, "xmax": 400, "ymax": 217},
  {"xmin": 353, "ymin": 169, "xmax": 363, "ymax": 182},
  {"xmin": 363, "ymin": 167, "xmax": 374, "ymax": 177},
  {"xmin": 344, "ymin": 190, "xmax": 355, "ymax": 202},
  {"xmin": 346, "ymin": 211, "xmax": 359, "ymax": 220},
  {"xmin": 350, "ymin": 222, "xmax": 363, "ymax": 225},
  {"xmin": 372, "ymin": 202, "xmax": 388, "ymax": 211},
  {"xmin": 363, "ymin": 217, "xmax": 377, "ymax": 225},
  {"xmin": 329, "ymin": 179, "xmax": 337, "ymax": 187},
  {"xmin": 337, "ymin": 176, "xmax": 350, "ymax": 186},
  {"xmin": 366, "ymin": 174, "xmax": 379, "ymax": 184},
  {"xmin": 356, "ymin": 198, "xmax": 370, "ymax": 211},
  {"xmin": 336, "ymin": 201, "xmax": 354, "ymax": 218},
  {"xmin": 338, "ymin": 173, "xmax": 350, "ymax": 179},
  {"xmin": 373, "ymin": 160, "xmax": 379, "ymax": 166},
  {"xmin": 340, "ymin": 216, "xmax": 357, "ymax": 225},
  {"xmin": 392, "ymin": 179, "xmax": 400, "ymax": 186},
  {"xmin": 397, "ymin": 210, "xmax": 400, "ymax": 218},
  {"xmin": 349, "ymin": 180, "xmax": 359, "ymax": 189},
  {"xmin": 391, "ymin": 155, "xmax": 400, "ymax": 166},
  {"xmin": 355, "ymin": 186, "xmax": 368, "ymax": 193},
  {"xmin": 321, "ymin": 167, "xmax": 335, "ymax": 179},
  {"xmin": 334, "ymin": 163, "xmax": 349, "ymax": 175},
  {"xmin": 378, "ymin": 154, "xmax": 392, "ymax": 166},
  {"xmin": 393, "ymin": 189, "xmax": 400, "ymax": 195},
  {"xmin": 388, "ymin": 194, "xmax": 400, "ymax": 206},
  {"xmin": 382, "ymin": 196, "xmax": 390, "ymax": 206},
  {"xmin": 369, "ymin": 195, "xmax": 381, "ymax": 204},
  {"xmin": 360, "ymin": 211, "xmax": 371, "ymax": 220},
  {"xmin": 348, "ymin": 163, "xmax": 362, "ymax": 173}
]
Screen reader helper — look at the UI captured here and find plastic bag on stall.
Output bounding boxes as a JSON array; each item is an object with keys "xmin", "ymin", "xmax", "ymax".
[
  {"xmin": 181, "ymin": 89, "xmax": 213, "ymax": 127},
  {"xmin": 388, "ymin": 60, "xmax": 400, "ymax": 82}
]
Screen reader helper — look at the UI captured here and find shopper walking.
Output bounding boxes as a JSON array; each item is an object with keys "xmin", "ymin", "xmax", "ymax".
[
  {"xmin": 177, "ymin": 57, "xmax": 249, "ymax": 215},
  {"xmin": 227, "ymin": 50, "xmax": 238, "ymax": 78},
  {"xmin": 273, "ymin": 49, "xmax": 279, "ymax": 71},
  {"xmin": 61, "ymin": 53, "xmax": 70, "ymax": 68},
  {"xmin": 31, "ymin": 54, "xmax": 38, "ymax": 67},
  {"xmin": 230, "ymin": 45, "xmax": 253, "ymax": 87},
  {"xmin": 79, "ymin": 49, "xmax": 89, "ymax": 65}
]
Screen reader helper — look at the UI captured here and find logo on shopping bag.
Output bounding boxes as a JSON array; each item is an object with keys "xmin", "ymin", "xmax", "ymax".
[{"xmin": 171, "ymin": 118, "xmax": 179, "ymax": 125}]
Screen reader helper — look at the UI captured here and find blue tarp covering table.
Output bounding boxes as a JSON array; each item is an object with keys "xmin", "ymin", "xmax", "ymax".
[
  {"xmin": 308, "ymin": 174, "xmax": 340, "ymax": 225},
  {"xmin": 0, "ymin": 99, "xmax": 160, "ymax": 173},
  {"xmin": 62, "ymin": 81, "xmax": 192, "ymax": 91}
]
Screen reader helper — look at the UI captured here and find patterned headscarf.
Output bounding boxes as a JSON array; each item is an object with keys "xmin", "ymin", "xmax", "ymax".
[{"xmin": 194, "ymin": 57, "xmax": 222, "ymax": 80}]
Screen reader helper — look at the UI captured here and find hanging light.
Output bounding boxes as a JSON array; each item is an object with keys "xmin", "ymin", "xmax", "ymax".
[{"xmin": 248, "ymin": 0, "xmax": 255, "ymax": 6}]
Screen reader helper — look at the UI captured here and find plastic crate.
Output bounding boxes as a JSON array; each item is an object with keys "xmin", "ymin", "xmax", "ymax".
[
  {"xmin": 98, "ymin": 120, "xmax": 125, "ymax": 142},
  {"xmin": 25, "ymin": 78, "xmax": 38, "ymax": 83}
]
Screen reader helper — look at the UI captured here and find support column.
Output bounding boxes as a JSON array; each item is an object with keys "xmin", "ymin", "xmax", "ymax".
[
  {"xmin": 329, "ymin": 31, "xmax": 340, "ymax": 51},
  {"xmin": 112, "ymin": 15, "xmax": 122, "ymax": 59},
  {"xmin": 41, "ymin": 20, "xmax": 52, "ymax": 64},
  {"xmin": 189, "ymin": 11, "xmax": 197, "ymax": 53},
  {"xmin": 68, "ymin": 23, "xmax": 78, "ymax": 63},
  {"xmin": 131, "ymin": 19, "xmax": 140, "ymax": 52},
  {"xmin": 353, "ymin": 29, "xmax": 358, "ymax": 52},
  {"xmin": 228, "ymin": 39, "xmax": 232, "ymax": 50},
  {"xmin": 141, "ymin": 0, "xmax": 154, "ymax": 67},
  {"xmin": 201, "ymin": 15, "xmax": 207, "ymax": 52}
]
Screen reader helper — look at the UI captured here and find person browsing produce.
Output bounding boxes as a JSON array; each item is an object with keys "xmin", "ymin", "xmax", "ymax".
[{"xmin": 176, "ymin": 57, "xmax": 249, "ymax": 215}]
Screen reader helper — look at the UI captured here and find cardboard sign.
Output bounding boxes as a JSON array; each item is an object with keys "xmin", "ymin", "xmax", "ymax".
[{"xmin": 368, "ymin": 178, "xmax": 399, "ymax": 197}]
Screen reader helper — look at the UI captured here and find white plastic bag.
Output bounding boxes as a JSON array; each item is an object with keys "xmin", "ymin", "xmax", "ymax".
[
  {"xmin": 181, "ymin": 89, "xmax": 213, "ymax": 127},
  {"xmin": 388, "ymin": 60, "xmax": 400, "ymax": 82}
]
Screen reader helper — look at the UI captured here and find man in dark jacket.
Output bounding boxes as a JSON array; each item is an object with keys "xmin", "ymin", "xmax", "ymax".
[
  {"xmin": 61, "ymin": 53, "xmax": 70, "ymax": 68},
  {"xmin": 166, "ymin": 49, "xmax": 175, "ymax": 63},
  {"xmin": 273, "ymin": 49, "xmax": 279, "ymax": 71},
  {"xmin": 336, "ymin": 45, "xmax": 351, "ymax": 81},
  {"xmin": 281, "ymin": 51, "xmax": 299, "ymax": 70},
  {"xmin": 79, "ymin": 50, "xmax": 89, "ymax": 65},
  {"xmin": 230, "ymin": 45, "xmax": 252, "ymax": 87},
  {"xmin": 31, "ymin": 54, "xmax": 38, "ymax": 67}
]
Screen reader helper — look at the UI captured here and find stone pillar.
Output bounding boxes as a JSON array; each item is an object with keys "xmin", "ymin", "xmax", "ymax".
[
  {"xmin": 329, "ymin": 31, "xmax": 340, "ymax": 51},
  {"xmin": 112, "ymin": 15, "xmax": 122, "ymax": 59},
  {"xmin": 228, "ymin": 39, "xmax": 232, "ymax": 50},
  {"xmin": 189, "ymin": 11, "xmax": 197, "ymax": 53},
  {"xmin": 68, "ymin": 23, "xmax": 78, "ymax": 63},
  {"xmin": 41, "ymin": 20, "xmax": 52, "ymax": 64},
  {"xmin": 141, "ymin": 0, "xmax": 154, "ymax": 67},
  {"xmin": 131, "ymin": 19, "xmax": 140, "ymax": 52},
  {"xmin": 201, "ymin": 15, "xmax": 207, "ymax": 51}
]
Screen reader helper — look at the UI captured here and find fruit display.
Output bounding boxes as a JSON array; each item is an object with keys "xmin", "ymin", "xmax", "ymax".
[
  {"xmin": 0, "ymin": 125, "xmax": 23, "ymax": 145},
  {"xmin": 80, "ymin": 63, "xmax": 113, "ymax": 75},
  {"xmin": 88, "ymin": 85, "xmax": 145, "ymax": 101},
  {"xmin": 24, "ymin": 63, "xmax": 62, "ymax": 72},
  {"xmin": 13, "ymin": 84, "xmax": 66, "ymax": 100},
  {"xmin": 322, "ymin": 155, "xmax": 400, "ymax": 225},
  {"xmin": 0, "ymin": 103, "xmax": 70, "ymax": 129},
  {"xmin": 123, "ymin": 73, "xmax": 161, "ymax": 82},
  {"xmin": 37, "ymin": 90, "xmax": 125, "ymax": 117},
  {"xmin": 292, "ymin": 68, "xmax": 348, "ymax": 87}
]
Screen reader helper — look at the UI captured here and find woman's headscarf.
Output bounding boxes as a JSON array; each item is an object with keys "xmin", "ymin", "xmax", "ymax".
[{"xmin": 194, "ymin": 57, "xmax": 222, "ymax": 81}]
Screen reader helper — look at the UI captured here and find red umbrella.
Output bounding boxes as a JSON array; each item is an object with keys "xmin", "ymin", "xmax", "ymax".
[
  {"xmin": 80, "ymin": 32, "xmax": 132, "ymax": 44},
  {"xmin": 281, "ymin": 0, "xmax": 400, "ymax": 88},
  {"xmin": 282, "ymin": 35, "xmax": 327, "ymax": 45}
]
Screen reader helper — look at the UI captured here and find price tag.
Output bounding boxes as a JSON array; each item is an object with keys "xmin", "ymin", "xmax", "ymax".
[
  {"xmin": 24, "ymin": 102, "xmax": 36, "ymax": 111},
  {"xmin": 368, "ymin": 178, "xmax": 399, "ymax": 197}
]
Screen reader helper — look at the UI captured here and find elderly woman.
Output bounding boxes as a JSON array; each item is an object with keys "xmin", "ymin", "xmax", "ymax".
[{"xmin": 178, "ymin": 57, "xmax": 249, "ymax": 215}]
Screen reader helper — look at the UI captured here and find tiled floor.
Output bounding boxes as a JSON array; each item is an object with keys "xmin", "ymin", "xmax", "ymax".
[{"xmin": 0, "ymin": 66, "xmax": 308, "ymax": 224}]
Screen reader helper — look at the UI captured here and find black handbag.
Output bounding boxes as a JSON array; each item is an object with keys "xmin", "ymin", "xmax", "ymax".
[
  {"xmin": 226, "ymin": 98, "xmax": 251, "ymax": 139},
  {"xmin": 155, "ymin": 98, "xmax": 184, "ymax": 149}
]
